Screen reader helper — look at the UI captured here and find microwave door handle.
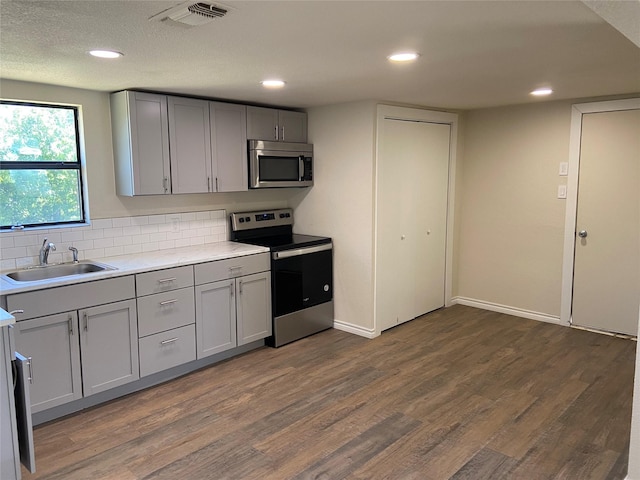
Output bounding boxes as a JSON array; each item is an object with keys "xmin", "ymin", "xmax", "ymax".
[{"xmin": 299, "ymin": 156, "xmax": 304, "ymax": 181}]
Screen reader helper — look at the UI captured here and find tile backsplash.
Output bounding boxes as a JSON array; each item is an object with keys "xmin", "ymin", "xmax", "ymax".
[{"xmin": 0, "ymin": 210, "xmax": 227, "ymax": 271}]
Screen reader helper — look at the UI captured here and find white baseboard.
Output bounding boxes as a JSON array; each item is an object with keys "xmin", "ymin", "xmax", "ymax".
[
  {"xmin": 333, "ymin": 319, "xmax": 379, "ymax": 339},
  {"xmin": 451, "ymin": 296, "xmax": 567, "ymax": 326}
]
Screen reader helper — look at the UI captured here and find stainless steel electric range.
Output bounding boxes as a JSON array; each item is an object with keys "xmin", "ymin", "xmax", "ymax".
[{"xmin": 230, "ymin": 208, "xmax": 333, "ymax": 347}]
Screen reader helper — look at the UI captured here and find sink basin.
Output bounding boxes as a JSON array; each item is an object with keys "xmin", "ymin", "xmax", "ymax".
[{"xmin": 3, "ymin": 261, "xmax": 116, "ymax": 283}]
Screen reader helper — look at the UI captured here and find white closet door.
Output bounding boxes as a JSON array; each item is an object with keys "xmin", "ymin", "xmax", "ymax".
[
  {"xmin": 572, "ymin": 108, "xmax": 640, "ymax": 335},
  {"xmin": 376, "ymin": 118, "xmax": 450, "ymax": 331}
]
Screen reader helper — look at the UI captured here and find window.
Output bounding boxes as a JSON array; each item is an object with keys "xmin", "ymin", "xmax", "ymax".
[{"xmin": 0, "ymin": 101, "xmax": 86, "ymax": 229}]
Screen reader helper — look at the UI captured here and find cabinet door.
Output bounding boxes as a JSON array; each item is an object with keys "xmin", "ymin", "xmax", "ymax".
[
  {"xmin": 1, "ymin": 327, "xmax": 20, "ymax": 480},
  {"xmin": 79, "ymin": 299, "xmax": 139, "ymax": 396},
  {"xmin": 195, "ymin": 279, "xmax": 236, "ymax": 358},
  {"xmin": 279, "ymin": 110, "xmax": 308, "ymax": 143},
  {"xmin": 210, "ymin": 102, "xmax": 248, "ymax": 192},
  {"xmin": 168, "ymin": 96, "xmax": 212, "ymax": 193},
  {"xmin": 237, "ymin": 272, "xmax": 272, "ymax": 346},
  {"xmin": 13, "ymin": 312, "xmax": 82, "ymax": 413},
  {"xmin": 110, "ymin": 91, "xmax": 170, "ymax": 196},
  {"xmin": 246, "ymin": 106, "xmax": 278, "ymax": 141}
]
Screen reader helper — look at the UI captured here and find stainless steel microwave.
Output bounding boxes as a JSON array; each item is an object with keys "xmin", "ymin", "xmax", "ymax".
[{"xmin": 249, "ymin": 140, "xmax": 313, "ymax": 188}]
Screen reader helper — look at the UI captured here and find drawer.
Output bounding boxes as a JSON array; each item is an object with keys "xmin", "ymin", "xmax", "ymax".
[
  {"xmin": 139, "ymin": 324, "xmax": 196, "ymax": 377},
  {"xmin": 136, "ymin": 266, "xmax": 194, "ymax": 297},
  {"xmin": 137, "ymin": 287, "xmax": 195, "ymax": 337},
  {"xmin": 7, "ymin": 276, "xmax": 135, "ymax": 321},
  {"xmin": 194, "ymin": 253, "xmax": 269, "ymax": 285}
]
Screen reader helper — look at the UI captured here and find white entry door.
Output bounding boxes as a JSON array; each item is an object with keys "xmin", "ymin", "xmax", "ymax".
[
  {"xmin": 572, "ymin": 108, "xmax": 640, "ymax": 336},
  {"xmin": 376, "ymin": 118, "xmax": 450, "ymax": 332}
]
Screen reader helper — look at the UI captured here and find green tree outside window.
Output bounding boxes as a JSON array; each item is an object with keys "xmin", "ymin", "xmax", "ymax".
[{"xmin": 0, "ymin": 101, "xmax": 86, "ymax": 229}]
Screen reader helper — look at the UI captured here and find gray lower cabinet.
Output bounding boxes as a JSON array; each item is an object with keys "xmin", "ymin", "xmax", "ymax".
[
  {"xmin": 13, "ymin": 312, "xmax": 82, "ymax": 413},
  {"xmin": 79, "ymin": 300, "xmax": 139, "ymax": 395},
  {"xmin": 236, "ymin": 271, "xmax": 271, "ymax": 346},
  {"xmin": 195, "ymin": 253, "xmax": 271, "ymax": 358},
  {"xmin": 195, "ymin": 279, "xmax": 236, "ymax": 358},
  {"xmin": 9, "ymin": 276, "xmax": 137, "ymax": 413},
  {"xmin": 13, "ymin": 300, "xmax": 140, "ymax": 411},
  {"xmin": 136, "ymin": 266, "xmax": 196, "ymax": 377},
  {"xmin": 139, "ymin": 324, "xmax": 196, "ymax": 377},
  {"xmin": 1, "ymin": 326, "xmax": 21, "ymax": 480}
]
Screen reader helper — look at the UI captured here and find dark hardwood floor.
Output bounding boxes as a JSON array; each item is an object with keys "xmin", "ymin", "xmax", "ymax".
[{"xmin": 23, "ymin": 305, "xmax": 636, "ymax": 479}]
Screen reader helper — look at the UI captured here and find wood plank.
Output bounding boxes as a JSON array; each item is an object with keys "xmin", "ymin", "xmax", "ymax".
[{"xmin": 21, "ymin": 305, "xmax": 635, "ymax": 480}]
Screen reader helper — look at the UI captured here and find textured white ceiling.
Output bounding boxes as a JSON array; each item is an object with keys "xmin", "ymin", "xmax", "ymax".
[{"xmin": 1, "ymin": 0, "xmax": 639, "ymax": 110}]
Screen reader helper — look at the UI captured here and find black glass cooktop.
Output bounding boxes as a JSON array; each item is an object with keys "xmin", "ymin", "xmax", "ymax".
[{"xmin": 239, "ymin": 233, "xmax": 331, "ymax": 252}]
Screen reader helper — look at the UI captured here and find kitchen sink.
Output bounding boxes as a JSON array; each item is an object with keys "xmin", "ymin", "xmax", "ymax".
[{"xmin": 3, "ymin": 261, "xmax": 116, "ymax": 283}]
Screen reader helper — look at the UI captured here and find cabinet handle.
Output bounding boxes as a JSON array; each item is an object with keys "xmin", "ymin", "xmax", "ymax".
[
  {"xmin": 163, "ymin": 177, "xmax": 169, "ymax": 193},
  {"xmin": 281, "ymin": 126, "xmax": 285, "ymax": 141},
  {"xmin": 157, "ymin": 277, "xmax": 177, "ymax": 284},
  {"xmin": 230, "ymin": 282, "xmax": 234, "ymax": 297},
  {"xmin": 27, "ymin": 357, "xmax": 33, "ymax": 384},
  {"xmin": 239, "ymin": 279, "xmax": 243, "ymax": 295},
  {"xmin": 207, "ymin": 177, "xmax": 211, "ymax": 192},
  {"xmin": 274, "ymin": 125, "xmax": 278, "ymax": 141},
  {"xmin": 159, "ymin": 299, "xmax": 178, "ymax": 306},
  {"xmin": 215, "ymin": 177, "xmax": 219, "ymax": 192},
  {"xmin": 160, "ymin": 337, "xmax": 178, "ymax": 345},
  {"xmin": 229, "ymin": 265, "xmax": 242, "ymax": 272},
  {"xmin": 83, "ymin": 313, "xmax": 88, "ymax": 332},
  {"xmin": 68, "ymin": 315, "xmax": 74, "ymax": 335}
]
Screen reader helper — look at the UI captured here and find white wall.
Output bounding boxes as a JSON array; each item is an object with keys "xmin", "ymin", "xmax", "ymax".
[
  {"xmin": 0, "ymin": 79, "xmax": 297, "ymax": 221},
  {"xmin": 454, "ymin": 101, "xmax": 571, "ymax": 319},
  {"xmin": 291, "ymin": 101, "xmax": 378, "ymax": 336}
]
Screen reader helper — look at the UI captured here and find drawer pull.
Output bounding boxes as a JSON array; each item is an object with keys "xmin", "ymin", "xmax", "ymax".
[
  {"xmin": 160, "ymin": 337, "xmax": 179, "ymax": 345},
  {"xmin": 159, "ymin": 299, "xmax": 178, "ymax": 306},
  {"xmin": 229, "ymin": 266, "xmax": 242, "ymax": 271},
  {"xmin": 157, "ymin": 277, "xmax": 177, "ymax": 284}
]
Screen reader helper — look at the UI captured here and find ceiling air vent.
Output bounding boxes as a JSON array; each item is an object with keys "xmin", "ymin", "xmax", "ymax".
[{"xmin": 150, "ymin": 1, "xmax": 229, "ymax": 27}]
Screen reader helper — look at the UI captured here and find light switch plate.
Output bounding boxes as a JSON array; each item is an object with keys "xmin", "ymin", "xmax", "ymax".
[
  {"xmin": 559, "ymin": 162, "xmax": 569, "ymax": 176},
  {"xmin": 557, "ymin": 185, "xmax": 567, "ymax": 199}
]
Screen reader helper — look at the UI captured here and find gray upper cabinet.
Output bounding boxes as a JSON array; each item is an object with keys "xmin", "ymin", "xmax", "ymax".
[
  {"xmin": 210, "ymin": 102, "xmax": 248, "ymax": 192},
  {"xmin": 111, "ymin": 91, "xmax": 251, "ymax": 195},
  {"xmin": 246, "ymin": 106, "xmax": 307, "ymax": 143},
  {"xmin": 110, "ymin": 91, "xmax": 171, "ymax": 196},
  {"xmin": 168, "ymin": 96, "xmax": 212, "ymax": 194}
]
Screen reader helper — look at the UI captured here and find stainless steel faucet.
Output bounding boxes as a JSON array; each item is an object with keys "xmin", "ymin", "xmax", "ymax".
[
  {"xmin": 39, "ymin": 238, "xmax": 56, "ymax": 266},
  {"xmin": 68, "ymin": 246, "xmax": 79, "ymax": 263}
]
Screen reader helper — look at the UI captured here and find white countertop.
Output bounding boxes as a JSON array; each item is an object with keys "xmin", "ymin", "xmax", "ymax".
[
  {"xmin": 0, "ymin": 307, "xmax": 16, "ymax": 327},
  {"xmin": 0, "ymin": 242, "xmax": 269, "ymax": 296}
]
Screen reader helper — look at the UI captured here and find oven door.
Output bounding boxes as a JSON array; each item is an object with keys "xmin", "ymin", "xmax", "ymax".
[
  {"xmin": 249, "ymin": 148, "xmax": 313, "ymax": 188},
  {"xmin": 272, "ymin": 243, "xmax": 332, "ymax": 317}
]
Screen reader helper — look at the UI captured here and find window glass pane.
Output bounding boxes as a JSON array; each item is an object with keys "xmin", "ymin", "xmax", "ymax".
[
  {"xmin": 0, "ymin": 169, "xmax": 82, "ymax": 226},
  {"xmin": 0, "ymin": 103, "xmax": 78, "ymax": 163}
]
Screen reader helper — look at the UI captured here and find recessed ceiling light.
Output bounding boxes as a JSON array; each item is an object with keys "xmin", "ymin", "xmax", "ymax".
[
  {"xmin": 530, "ymin": 87, "xmax": 553, "ymax": 96},
  {"xmin": 388, "ymin": 52, "xmax": 420, "ymax": 62},
  {"xmin": 89, "ymin": 50, "xmax": 123, "ymax": 59},
  {"xmin": 261, "ymin": 80, "xmax": 286, "ymax": 89}
]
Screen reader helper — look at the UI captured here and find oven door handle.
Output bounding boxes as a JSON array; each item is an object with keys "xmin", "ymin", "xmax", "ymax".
[{"xmin": 272, "ymin": 243, "xmax": 332, "ymax": 260}]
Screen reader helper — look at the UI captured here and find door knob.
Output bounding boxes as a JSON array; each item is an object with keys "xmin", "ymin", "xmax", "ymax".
[{"xmin": 578, "ymin": 230, "xmax": 588, "ymax": 238}]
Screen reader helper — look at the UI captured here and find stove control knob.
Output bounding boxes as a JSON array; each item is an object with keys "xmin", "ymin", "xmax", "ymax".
[
  {"xmin": 324, "ymin": 284, "xmax": 330, "ymax": 292},
  {"xmin": 245, "ymin": 217, "xmax": 251, "ymax": 222}
]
